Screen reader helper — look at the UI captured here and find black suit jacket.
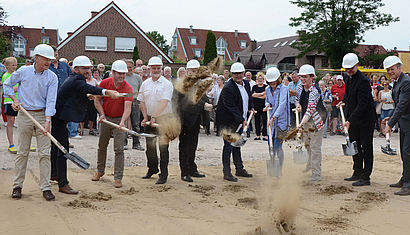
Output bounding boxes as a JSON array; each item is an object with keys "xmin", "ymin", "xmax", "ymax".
[
  {"xmin": 342, "ymin": 70, "xmax": 376, "ymax": 128},
  {"xmin": 55, "ymin": 73, "xmax": 103, "ymax": 122},
  {"xmin": 216, "ymin": 79, "xmax": 253, "ymax": 130},
  {"xmin": 174, "ymin": 90, "xmax": 207, "ymax": 129},
  {"xmin": 387, "ymin": 72, "xmax": 410, "ymax": 132}
]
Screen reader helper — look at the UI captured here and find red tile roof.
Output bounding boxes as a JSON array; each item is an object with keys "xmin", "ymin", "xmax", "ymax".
[{"xmin": 354, "ymin": 44, "xmax": 387, "ymax": 58}]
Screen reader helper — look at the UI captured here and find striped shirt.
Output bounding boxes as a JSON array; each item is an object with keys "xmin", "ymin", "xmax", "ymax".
[{"xmin": 295, "ymin": 82, "xmax": 325, "ymax": 130}]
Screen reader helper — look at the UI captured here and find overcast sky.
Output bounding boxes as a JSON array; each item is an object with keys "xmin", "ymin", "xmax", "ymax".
[{"xmin": 2, "ymin": 0, "xmax": 409, "ymax": 51}]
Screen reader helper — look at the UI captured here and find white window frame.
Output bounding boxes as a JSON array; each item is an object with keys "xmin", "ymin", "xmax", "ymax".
[
  {"xmin": 85, "ymin": 36, "xmax": 107, "ymax": 51},
  {"xmin": 29, "ymin": 48, "xmax": 34, "ymax": 57},
  {"xmin": 13, "ymin": 35, "xmax": 26, "ymax": 57},
  {"xmin": 42, "ymin": 36, "xmax": 50, "ymax": 44},
  {"xmin": 189, "ymin": 36, "xmax": 197, "ymax": 45},
  {"xmin": 216, "ymin": 38, "xmax": 226, "ymax": 56},
  {"xmin": 289, "ymin": 39, "xmax": 297, "ymax": 45},
  {"xmin": 115, "ymin": 37, "xmax": 136, "ymax": 52},
  {"xmin": 194, "ymin": 48, "xmax": 201, "ymax": 58},
  {"xmin": 273, "ymin": 42, "xmax": 280, "ymax": 48},
  {"xmin": 239, "ymin": 40, "xmax": 246, "ymax": 49},
  {"xmin": 281, "ymin": 41, "xmax": 288, "ymax": 47}
]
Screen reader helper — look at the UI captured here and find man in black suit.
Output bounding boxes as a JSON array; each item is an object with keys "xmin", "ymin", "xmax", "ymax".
[
  {"xmin": 339, "ymin": 53, "xmax": 377, "ymax": 186},
  {"xmin": 175, "ymin": 59, "xmax": 211, "ymax": 182},
  {"xmin": 383, "ymin": 56, "xmax": 410, "ymax": 196},
  {"xmin": 51, "ymin": 56, "xmax": 118, "ymax": 194},
  {"xmin": 216, "ymin": 62, "xmax": 253, "ymax": 182}
]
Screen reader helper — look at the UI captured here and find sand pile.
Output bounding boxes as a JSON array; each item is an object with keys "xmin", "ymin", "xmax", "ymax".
[{"xmin": 221, "ymin": 129, "xmax": 241, "ymax": 143}]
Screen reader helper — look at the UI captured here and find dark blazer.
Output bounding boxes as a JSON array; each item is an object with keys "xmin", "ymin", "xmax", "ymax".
[
  {"xmin": 216, "ymin": 79, "xmax": 253, "ymax": 130},
  {"xmin": 387, "ymin": 72, "xmax": 410, "ymax": 132},
  {"xmin": 174, "ymin": 90, "xmax": 207, "ymax": 129},
  {"xmin": 55, "ymin": 73, "xmax": 103, "ymax": 122},
  {"xmin": 342, "ymin": 70, "xmax": 376, "ymax": 128}
]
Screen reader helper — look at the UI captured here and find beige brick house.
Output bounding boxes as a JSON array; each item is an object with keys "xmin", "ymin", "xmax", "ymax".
[{"xmin": 57, "ymin": 1, "xmax": 172, "ymax": 64}]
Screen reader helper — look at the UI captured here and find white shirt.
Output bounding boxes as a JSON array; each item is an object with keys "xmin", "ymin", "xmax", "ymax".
[
  {"xmin": 236, "ymin": 82, "xmax": 249, "ymax": 120},
  {"xmin": 209, "ymin": 84, "xmax": 223, "ymax": 105},
  {"xmin": 137, "ymin": 76, "xmax": 173, "ymax": 117}
]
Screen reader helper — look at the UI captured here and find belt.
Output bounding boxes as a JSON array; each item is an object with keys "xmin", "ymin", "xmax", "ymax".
[{"xmin": 27, "ymin": 109, "xmax": 45, "ymax": 112}]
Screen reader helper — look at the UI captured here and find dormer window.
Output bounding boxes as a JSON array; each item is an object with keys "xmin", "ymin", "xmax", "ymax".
[
  {"xmin": 189, "ymin": 36, "xmax": 197, "ymax": 45},
  {"xmin": 239, "ymin": 40, "xmax": 247, "ymax": 49}
]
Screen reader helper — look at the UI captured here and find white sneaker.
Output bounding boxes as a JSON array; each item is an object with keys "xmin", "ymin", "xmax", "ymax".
[
  {"xmin": 13, "ymin": 123, "xmax": 18, "ymax": 128},
  {"xmin": 71, "ymin": 135, "xmax": 82, "ymax": 139},
  {"xmin": 4, "ymin": 122, "xmax": 7, "ymax": 127}
]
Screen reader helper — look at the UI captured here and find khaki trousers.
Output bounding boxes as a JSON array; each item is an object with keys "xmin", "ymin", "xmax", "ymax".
[
  {"xmin": 13, "ymin": 111, "xmax": 52, "ymax": 191},
  {"xmin": 97, "ymin": 116, "xmax": 125, "ymax": 180},
  {"xmin": 303, "ymin": 122, "xmax": 325, "ymax": 180}
]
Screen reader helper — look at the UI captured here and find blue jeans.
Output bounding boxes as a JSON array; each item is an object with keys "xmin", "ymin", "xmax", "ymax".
[
  {"xmin": 268, "ymin": 132, "xmax": 284, "ymax": 166},
  {"xmin": 381, "ymin": 109, "xmax": 393, "ymax": 120},
  {"xmin": 67, "ymin": 122, "xmax": 79, "ymax": 138},
  {"xmin": 222, "ymin": 139, "xmax": 244, "ymax": 174}
]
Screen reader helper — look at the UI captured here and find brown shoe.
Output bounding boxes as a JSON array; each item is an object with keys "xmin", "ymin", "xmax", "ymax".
[
  {"xmin": 114, "ymin": 180, "xmax": 122, "ymax": 188},
  {"xmin": 59, "ymin": 185, "xmax": 79, "ymax": 194},
  {"xmin": 92, "ymin": 172, "xmax": 104, "ymax": 181},
  {"xmin": 42, "ymin": 190, "xmax": 55, "ymax": 201}
]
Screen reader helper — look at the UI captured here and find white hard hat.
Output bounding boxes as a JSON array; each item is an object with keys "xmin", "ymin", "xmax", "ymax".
[
  {"xmin": 186, "ymin": 59, "xmax": 200, "ymax": 69},
  {"xmin": 72, "ymin": 56, "xmax": 92, "ymax": 69},
  {"xmin": 342, "ymin": 53, "xmax": 359, "ymax": 69},
  {"xmin": 111, "ymin": 60, "xmax": 128, "ymax": 73},
  {"xmin": 148, "ymin": 56, "xmax": 163, "ymax": 66},
  {"xmin": 336, "ymin": 75, "xmax": 343, "ymax": 80},
  {"xmin": 230, "ymin": 62, "xmax": 245, "ymax": 73},
  {"xmin": 265, "ymin": 67, "xmax": 281, "ymax": 82},
  {"xmin": 298, "ymin": 64, "xmax": 315, "ymax": 76},
  {"xmin": 383, "ymin": 56, "xmax": 402, "ymax": 69},
  {"xmin": 33, "ymin": 44, "xmax": 55, "ymax": 60}
]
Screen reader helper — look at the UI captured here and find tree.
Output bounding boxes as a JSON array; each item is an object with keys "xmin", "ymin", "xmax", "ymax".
[
  {"xmin": 289, "ymin": 0, "xmax": 399, "ymax": 68},
  {"xmin": 0, "ymin": 6, "xmax": 6, "ymax": 25},
  {"xmin": 0, "ymin": 32, "xmax": 11, "ymax": 59},
  {"xmin": 133, "ymin": 45, "xmax": 140, "ymax": 62},
  {"xmin": 203, "ymin": 30, "xmax": 217, "ymax": 64},
  {"xmin": 146, "ymin": 31, "xmax": 169, "ymax": 54}
]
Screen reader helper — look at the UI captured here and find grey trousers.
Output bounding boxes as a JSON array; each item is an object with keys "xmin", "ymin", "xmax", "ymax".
[
  {"xmin": 97, "ymin": 116, "xmax": 126, "ymax": 180},
  {"xmin": 303, "ymin": 122, "xmax": 325, "ymax": 180}
]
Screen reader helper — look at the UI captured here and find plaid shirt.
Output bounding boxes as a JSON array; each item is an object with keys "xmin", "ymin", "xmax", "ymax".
[{"xmin": 295, "ymin": 82, "xmax": 325, "ymax": 130}]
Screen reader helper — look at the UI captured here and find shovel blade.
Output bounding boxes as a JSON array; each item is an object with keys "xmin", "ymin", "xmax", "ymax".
[
  {"xmin": 266, "ymin": 158, "xmax": 281, "ymax": 177},
  {"xmin": 231, "ymin": 137, "xmax": 248, "ymax": 147},
  {"xmin": 342, "ymin": 140, "xmax": 358, "ymax": 156},
  {"xmin": 293, "ymin": 149, "xmax": 308, "ymax": 164},
  {"xmin": 64, "ymin": 152, "xmax": 90, "ymax": 169}
]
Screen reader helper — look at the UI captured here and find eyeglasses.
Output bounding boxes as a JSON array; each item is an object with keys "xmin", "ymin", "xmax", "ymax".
[{"xmin": 383, "ymin": 83, "xmax": 389, "ymax": 86}]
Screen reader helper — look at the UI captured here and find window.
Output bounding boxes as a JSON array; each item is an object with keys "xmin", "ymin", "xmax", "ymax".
[
  {"xmin": 172, "ymin": 35, "xmax": 177, "ymax": 49},
  {"xmin": 281, "ymin": 41, "xmax": 288, "ymax": 47},
  {"xmin": 255, "ymin": 45, "xmax": 262, "ymax": 51},
  {"xmin": 13, "ymin": 35, "xmax": 26, "ymax": 57},
  {"xmin": 189, "ymin": 36, "xmax": 197, "ymax": 45},
  {"xmin": 233, "ymin": 52, "xmax": 240, "ymax": 59},
  {"xmin": 239, "ymin": 40, "xmax": 247, "ymax": 49},
  {"xmin": 85, "ymin": 36, "xmax": 107, "ymax": 51},
  {"xmin": 289, "ymin": 39, "xmax": 297, "ymax": 45},
  {"xmin": 42, "ymin": 36, "xmax": 49, "ymax": 44},
  {"xmin": 194, "ymin": 48, "xmax": 201, "ymax": 58},
  {"xmin": 29, "ymin": 48, "xmax": 34, "ymax": 57},
  {"xmin": 115, "ymin": 37, "xmax": 136, "ymax": 52},
  {"xmin": 273, "ymin": 42, "xmax": 280, "ymax": 48},
  {"xmin": 216, "ymin": 38, "xmax": 226, "ymax": 57}
]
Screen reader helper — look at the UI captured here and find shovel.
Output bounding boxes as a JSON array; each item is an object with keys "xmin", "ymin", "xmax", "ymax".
[
  {"xmin": 87, "ymin": 91, "xmax": 141, "ymax": 99},
  {"xmin": 266, "ymin": 108, "xmax": 281, "ymax": 177},
  {"xmin": 293, "ymin": 109, "xmax": 308, "ymax": 164},
  {"xmin": 19, "ymin": 107, "xmax": 90, "ymax": 169},
  {"xmin": 339, "ymin": 105, "xmax": 358, "ymax": 156},
  {"xmin": 381, "ymin": 132, "xmax": 397, "ymax": 155},
  {"xmin": 102, "ymin": 119, "xmax": 157, "ymax": 138},
  {"xmin": 231, "ymin": 111, "xmax": 255, "ymax": 147}
]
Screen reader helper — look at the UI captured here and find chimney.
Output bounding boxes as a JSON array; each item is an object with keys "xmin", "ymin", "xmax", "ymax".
[
  {"xmin": 91, "ymin": 11, "xmax": 99, "ymax": 18},
  {"xmin": 234, "ymin": 30, "xmax": 238, "ymax": 37},
  {"xmin": 41, "ymin": 27, "xmax": 45, "ymax": 34},
  {"xmin": 250, "ymin": 40, "xmax": 257, "ymax": 52},
  {"xmin": 189, "ymin": 25, "xmax": 193, "ymax": 33},
  {"xmin": 67, "ymin": 32, "xmax": 73, "ymax": 37}
]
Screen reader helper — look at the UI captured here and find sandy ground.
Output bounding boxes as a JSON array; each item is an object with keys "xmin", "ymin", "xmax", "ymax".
[{"xmin": 0, "ymin": 124, "xmax": 409, "ymax": 235}]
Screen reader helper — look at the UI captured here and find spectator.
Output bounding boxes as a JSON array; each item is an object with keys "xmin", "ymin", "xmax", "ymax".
[
  {"xmin": 49, "ymin": 46, "xmax": 73, "ymax": 89},
  {"xmin": 319, "ymin": 80, "xmax": 332, "ymax": 138},
  {"xmin": 163, "ymin": 66, "xmax": 172, "ymax": 81},
  {"xmin": 1, "ymin": 59, "xmax": 7, "ymax": 126},
  {"xmin": 209, "ymin": 75, "xmax": 224, "ymax": 135},
  {"xmin": 93, "ymin": 69, "xmax": 102, "ymax": 85},
  {"xmin": 78, "ymin": 69, "xmax": 99, "ymax": 136},
  {"xmin": 223, "ymin": 69, "xmax": 230, "ymax": 81},
  {"xmin": 378, "ymin": 81, "xmax": 394, "ymax": 137},
  {"xmin": 245, "ymin": 71, "xmax": 256, "ymax": 89},
  {"xmin": 176, "ymin": 67, "xmax": 186, "ymax": 81},
  {"xmin": 288, "ymin": 71, "xmax": 301, "ymax": 127},
  {"xmin": 97, "ymin": 63, "xmax": 109, "ymax": 79},
  {"xmin": 141, "ymin": 65, "xmax": 149, "ymax": 81},
  {"xmin": 251, "ymin": 72, "xmax": 267, "ymax": 141},
  {"xmin": 330, "ymin": 75, "xmax": 345, "ymax": 135}
]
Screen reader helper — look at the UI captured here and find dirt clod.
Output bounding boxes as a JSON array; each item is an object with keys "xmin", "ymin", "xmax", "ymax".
[
  {"xmin": 80, "ymin": 192, "xmax": 112, "ymax": 201},
  {"xmin": 317, "ymin": 216, "xmax": 348, "ymax": 231},
  {"xmin": 118, "ymin": 187, "xmax": 138, "ymax": 195},
  {"xmin": 188, "ymin": 184, "xmax": 215, "ymax": 196},
  {"xmin": 150, "ymin": 185, "xmax": 173, "ymax": 192},
  {"xmin": 221, "ymin": 129, "xmax": 241, "ymax": 143},
  {"xmin": 355, "ymin": 192, "xmax": 388, "ymax": 204},
  {"xmin": 223, "ymin": 184, "xmax": 247, "ymax": 193},
  {"xmin": 319, "ymin": 185, "xmax": 355, "ymax": 196},
  {"xmin": 66, "ymin": 199, "xmax": 96, "ymax": 209},
  {"xmin": 237, "ymin": 197, "xmax": 258, "ymax": 209}
]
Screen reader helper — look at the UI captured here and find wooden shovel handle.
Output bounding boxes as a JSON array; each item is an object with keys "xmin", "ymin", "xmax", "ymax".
[
  {"xmin": 266, "ymin": 108, "xmax": 273, "ymax": 148},
  {"xmin": 242, "ymin": 111, "xmax": 255, "ymax": 133},
  {"xmin": 145, "ymin": 121, "xmax": 159, "ymax": 127},
  {"xmin": 102, "ymin": 119, "xmax": 134, "ymax": 133},
  {"xmin": 339, "ymin": 106, "xmax": 349, "ymax": 134}
]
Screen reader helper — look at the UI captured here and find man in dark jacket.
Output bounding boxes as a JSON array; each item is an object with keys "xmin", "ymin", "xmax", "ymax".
[
  {"xmin": 51, "ymin": 56, "xmax": 118, "ymax": 194},
  {"xmin": 340, "ymin": 53, "xmax": 377, "ymax": 186},
  {"xmin": 216, "ymin": 62, "xmax": 253, "ymax": 182},
  {"xmin": 383, "ymin": 56, "xmax": 410, "ymax": 196},
  {"xmin": 175, "ymin": 60, "xmax": 212, "ymax": 182}
]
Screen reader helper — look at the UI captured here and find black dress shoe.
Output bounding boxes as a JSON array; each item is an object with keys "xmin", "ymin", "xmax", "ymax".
[
  {"xmin": 246, "ymin": 133, "xmax": 251, "ymax": 138},
  {"xmin": 156, "ymin": 176, "xmax": 167, "ymax": 184},
  {"xmin": 344, "ymin": 175, "xmax": 360, "ymax": 181},
  {"xmin": 352, "ymin": 179, "xmax": 370, "ymax": 186},
  {"xmin": 181, "ymin": 175, "xmax": 193, "ymax": 182},
  {"xmin": 190, "ymin": 171, "xmax": 206, "ymax": 178},
  {"xmin": 132, "ymin": 144, "xmax": 145, "ymax": 151},
  {"xmin": 12, "ymin": 187, "xmax": 22, "ymax": 199},
  {"xmin": 142, "ymin": 169, "xmax": 159, "ymax": 179},
  {"xmin": 235, "ymin": 169, "xmax": 253, "ymax": 177},
  {"xmin": 43, "ymin": 190, "xmax": 55, "ymax": 201},
  {"xmin": 224, "ymin": 174, "xmax": 238, "ymax": 182},
  {"xmin": 390, "ymin": 180, "xmax": 403, "ymax": 188},
  {"xmin": 394, "ymin": 187, "xmax": 410, "ymax": 196}
]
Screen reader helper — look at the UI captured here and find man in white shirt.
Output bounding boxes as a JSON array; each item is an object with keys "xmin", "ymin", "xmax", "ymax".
[{"xmin": 137, "ymin": 56, "xmax": 173, "ymax": 184}]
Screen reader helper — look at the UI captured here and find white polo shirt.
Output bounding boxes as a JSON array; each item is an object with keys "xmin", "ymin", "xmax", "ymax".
[
  {"xmin": 236, "ymin": 82, "xmax": 249, "ymax": 120},
  {"xmin": 137, "ymin": 75, "xmax": 173, "ymax": 116}
]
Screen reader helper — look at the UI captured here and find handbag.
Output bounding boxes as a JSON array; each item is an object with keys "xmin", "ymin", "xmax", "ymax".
[
  {"xmin": 376, "ymin": 102, "xmax": 382, "ymax": 115},
  {"xmin": 270, "ymin": 87, "xmax": 290, "ymax": 139}
]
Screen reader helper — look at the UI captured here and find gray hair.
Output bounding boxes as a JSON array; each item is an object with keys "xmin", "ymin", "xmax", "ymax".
[
  {"xmin": 318, "ymin": 80, "xmax": 326, "ymax": 86},
  {"xmin": 123, "ymin": 59, "xmax": 134, "ymax": 65},
  {"xmin": 164, "ymin": 66, "xmax": 171, "ymax": 72}
]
